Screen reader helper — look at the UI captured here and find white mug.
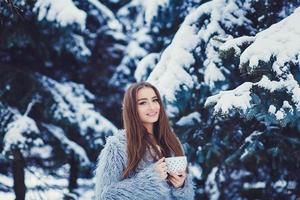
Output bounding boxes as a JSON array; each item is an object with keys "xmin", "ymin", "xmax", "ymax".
[{"xmin": 165, "ymin": 156, "xmax": 187, "ymax": 175}]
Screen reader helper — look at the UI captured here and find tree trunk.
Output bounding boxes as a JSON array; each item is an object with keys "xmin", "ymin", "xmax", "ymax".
[
  {"xmin": 12, "ymin": 149, "xmax": 26, "ymax": 200},
  {"xmin": 68, "ymin": 152, "xmax": 78, "ymax": 192}
]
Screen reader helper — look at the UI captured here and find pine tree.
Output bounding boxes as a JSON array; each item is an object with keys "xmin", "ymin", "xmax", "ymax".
[
  {"xmin": 110, "ymin": 0, "xmax": 202, "ymax": 88},
  {"xmin": 204, "ymin": 4, "xmax": 300, "ymax": 199},
  {"xmin": 146, "ymin": 0, "xmax": 300, "ymax": 198},
  {"xmin": 0, "ymin": 67, "xmax": 117, "ymax": 198}
]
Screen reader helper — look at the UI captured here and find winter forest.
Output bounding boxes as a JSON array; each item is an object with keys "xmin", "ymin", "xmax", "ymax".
[{"xmin": 1, "ymin": 0, "xmax": 300, "ymax": 199}]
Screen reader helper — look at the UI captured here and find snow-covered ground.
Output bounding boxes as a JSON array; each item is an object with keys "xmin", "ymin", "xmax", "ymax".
[{"xmin": 0, "ymin": 165, "xmax": 94, "ymax": 200}]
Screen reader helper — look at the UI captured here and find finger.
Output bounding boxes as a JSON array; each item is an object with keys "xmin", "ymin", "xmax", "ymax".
[
  {"xmin": 160, "ymin": 169, "xmax": 167, "ymax": 174},
  {"xmin": 157, "ymin": 157, "xmax": 165, "ymax": 164},
  {"xmin": 174, "ymin": 174, "xmax": 186, "ymax": 181},
  {"xmin": 158, "ymin": 161, "xmax": 167, "ymax": 166},
  {"xmin": 158, "ymin": 165, "xmax": 167, "ymax": 170},
  {"xmin": 169, "ymin": 177, "xmax": 180, "ymax": 186},
  {"xmin": 164, "ymin": 173, "xmax": 168, "ymax": 179},
  {"xmin": 158, "ymin": 163, "xmax": 167, "ymax": 168},
  {"xmin": 169, "ymin": 172, "xmax": 177, "ymax": 177},
  {"xmin": 169, "ymin": 174, "xmax": 179, "ymax": 181},
  {"xmin": 170, "ymin": 173, "xmax": 180, "ymax": 179},
  {"xmin": 168, "ymin": 176, "xmax": 175, "ymax": 182},
  {"xmin": 162, "ymin": 172, "xmax": 168, "ymax": 179}
]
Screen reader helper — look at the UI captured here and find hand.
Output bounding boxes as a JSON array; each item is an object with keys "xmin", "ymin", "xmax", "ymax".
[
  {"xmin": 154, "ymin": 157, "xmax": 168, "ymax": 180},
  {"xmin": 168, "ymin": 170, "xmax": 187, "ymax": 188}
]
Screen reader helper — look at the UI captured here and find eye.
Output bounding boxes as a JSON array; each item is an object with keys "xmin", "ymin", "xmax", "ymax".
[
  {"xmin": 153, "ymin": 99, "xmax": 158, "ymax": 102},
  {"xmin": 139, "ymin": 101, "xmax": 147, "ymax": 105}
]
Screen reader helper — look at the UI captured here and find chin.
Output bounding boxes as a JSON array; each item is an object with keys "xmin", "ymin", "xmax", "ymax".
[{"xmin": 144, "ymin": 118, "xmax": 159, "ymax": 123}]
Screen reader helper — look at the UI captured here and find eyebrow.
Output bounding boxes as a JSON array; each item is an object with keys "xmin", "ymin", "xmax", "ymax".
[{"xmin": 137, "ymin": 96, "xmax": 158, "ymax": 101}]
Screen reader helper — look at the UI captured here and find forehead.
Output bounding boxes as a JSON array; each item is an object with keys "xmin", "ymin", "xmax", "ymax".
[{"xmin": 137, "ymin": 87, "xmax": 157, "ymax": 99}]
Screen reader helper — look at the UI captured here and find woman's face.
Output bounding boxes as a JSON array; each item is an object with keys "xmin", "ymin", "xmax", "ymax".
[{"xmin": 136, "ymin": 87, "xmax": 160, "ymax": 127}]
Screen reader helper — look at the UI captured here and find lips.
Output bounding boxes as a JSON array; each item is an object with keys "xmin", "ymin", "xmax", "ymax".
[{"xmin": 146, "ymin": 112, "xmax": 158, "ymax": 116}]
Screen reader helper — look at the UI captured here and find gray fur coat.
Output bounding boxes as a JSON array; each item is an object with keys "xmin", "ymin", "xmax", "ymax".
[{"xmin": 94, "ymin": 129, "xmax": 195, "ymax": 200}]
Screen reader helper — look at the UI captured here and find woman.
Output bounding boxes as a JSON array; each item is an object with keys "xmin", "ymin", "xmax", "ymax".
[{"xmin": 95, "ymin": 82, "xmax": 195, "ymax": 200}]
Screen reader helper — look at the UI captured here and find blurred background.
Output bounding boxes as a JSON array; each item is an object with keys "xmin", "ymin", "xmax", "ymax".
[{"xmin": 1, "ymin": 0, "xmax": 300, "ymax": 199}]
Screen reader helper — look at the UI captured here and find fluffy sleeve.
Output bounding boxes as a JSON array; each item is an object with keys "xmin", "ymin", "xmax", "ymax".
[
  {"xmin": 170, "ymin": 172, "xmax": 195, "ymax": 200},
  {"xmin": 94, "ymin": 135, "xmax": 169, "ymax": 200}
]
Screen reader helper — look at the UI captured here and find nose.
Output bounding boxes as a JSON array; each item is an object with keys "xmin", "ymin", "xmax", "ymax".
[{"xmin": 148, "ymin": 101, "xmax": 156, "ymax": 109}]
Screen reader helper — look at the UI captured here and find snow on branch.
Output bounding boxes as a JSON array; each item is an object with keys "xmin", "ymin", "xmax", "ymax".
[
  {"xmin": 141, "ymin": 0, "xmax": 169, "ymax": 25},
  {"xmin": 34, "ymin": 0, "xmax": 87, "ymax": 30},
  {"xmin": 3, "ymin": 112, "xmax": 42, "ymax": 158},
  {"xmin": 147, "ymin": 0, "xmax": 254, "ymax": 116},
  {"xmin": 43, "ymin": 124, "xmax": 90, "ymax": 166},
  {"xmin": 219, "ymin": 36, "xmax": 255, "ymax": 60},
  {"xmin": 205, "ymin": 74, "xmax": 300, "ymax": 126},
  {"xmin": 220, "ymin": 7, "xmax": 300, "ymax": 76},
  {"xmin": 147, "ymin": 5, "xmax": 199, "ymax": 101},
  {"xmin": 205, "ymin": 82, "xmax": 253, "ymax": 116},
  {"xmin": 38, "ymin": 75, "xmax": 118, "ymax": 138},
  {"xmin": 87, "ymin": 0, "xmax": 122, "ymax": 30},
  {"xmin": 206, "ymin": 7, "xmax": 300, "ymax": 126}
]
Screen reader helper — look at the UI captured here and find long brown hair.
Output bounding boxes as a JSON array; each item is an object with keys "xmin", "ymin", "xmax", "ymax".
[{"xmin": 122, "ymin": 82, "xmax": 184, "ymax": 178}]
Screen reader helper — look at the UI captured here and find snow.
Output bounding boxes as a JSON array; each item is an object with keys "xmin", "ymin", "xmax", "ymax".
[
  {"xmin": 244, "ymin": 131, "xmax": 263, "ymax": 143},
  {"xmin": 116, "ymin": 0, "xmax": 170, "ymax": 29},
  {"xmin": 42, "ymin": 124, "xmax": 90, "ymax": 166},
  {"xmin": 38, "ymin": 75, "xmax": 118, "ymax": 138},
  {"xmin": 239, "ymin": 131, "xmax": 264, "ymax": 160},
  {"xmin": 34, "ymin": 0, "xmax": 87, "ymax": 30},
  {"xmin": 220, "ymin": 35, "xmax": 255, "ymax": 57},
  {"xmin": 134, "ymin": 53, "xmax": 160, "ymax": 82},
  {"xmin": 230, "ymin": 169, "xmax": 251, "ymax": 180},
  {"xmin": 147, "ymin": 10, "xmax": 199, "ymax": 102},
  {"xmin": 268, "ymin": 105, "xmax": 276, "ymax": 114},
  {"xmin": 268, "ymin": 100, "xmax": 293, "ymax": 121},
  {"xmin": 0, "ymin": 173, "xmax": 13, "ymax": 188},
  {"xmin": 189, "ymin": 163, "xmax": 202, "ymax": 180},
  {"xmin": 243, "ymin": 179, "xmax": 297, "ymax": 191},
  {"xmin": 205, "ymin": 82, "xmax": 253, "ymax": 116},
  {"xmin": 117, "ymin": 1, "xmax": 145, "ymax": 32},
  {"xmin": 3, "ymin": 114, "xmax": 43, "ymax": 157},
  {"xmin": 204, "ymin": 60, "xmax": 225, "ymax": 89},
  {"xmin": 109, "ymin": 28, "xmax": 152, "ymax": 87},
  {"xmin": 243, "ymin": 181, "xmax": 266, "ymax": 189},
  {"xmin": 275, "ymin": 110, "xmax": 284, "ymax": 120},
  {"xmin": 205, "ymin": 167, "xmax": 220, "ymax": 200},
  {"xmin": 126, "ymin": 37, "xmax": 149, "ymax": 59},
  {"xmin": 239, "ymin": 7, "xmax": 300, "ymax": 75},
  {"xmin": 69, "ymin": 34, "xmax": 91, "ymax": 59},
  {"xmin": 141, "ymin": 0, "xmax": 169, "ymax": 25},
  {"xmin": 206, "ymin": 73, "xmax": 300, "ymax": 121},
  {"xmin": 0, "ymin": 192, "xmax": 14, "ymax": 200},
  {"xmin": 195, "ymin": 0, "xmax": 252, "ymax": 90},
  {"xmin": 257, "ymin": 75, "xmax": 300, "ymax": 110},
  {"xmin": 222, "ymin": 0, "xmax": 251, "ymax": 28},
  {"xmin": 147, "ymin": 0, "xmax": 257, "ymax": 116},
  {"xmin": 87, "ymin": 0, "xmax": 122, "ymax": 30},
  {"xmin": 255, "ymin": 75, "xmax": 287, "ymax": 92},
  {"xmin": 0, "ymin": 165, "xmax": 95, "ymax": 200},
  {"xmin": 30, "ymin": 145, "xmax": 52, "ymax": 159},
  {"xmin": 176, "ymin": 112, "xmax": 201, "ymax": 126}
]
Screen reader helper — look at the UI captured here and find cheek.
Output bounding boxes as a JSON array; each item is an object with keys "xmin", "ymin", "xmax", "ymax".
[
  {"xmin": 137, "ymin": 106, "xmax": 146, "ymax": 117},
  {"xmin": 156, "ymin": 104, "xmax": 161, "ymax": 111}
]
